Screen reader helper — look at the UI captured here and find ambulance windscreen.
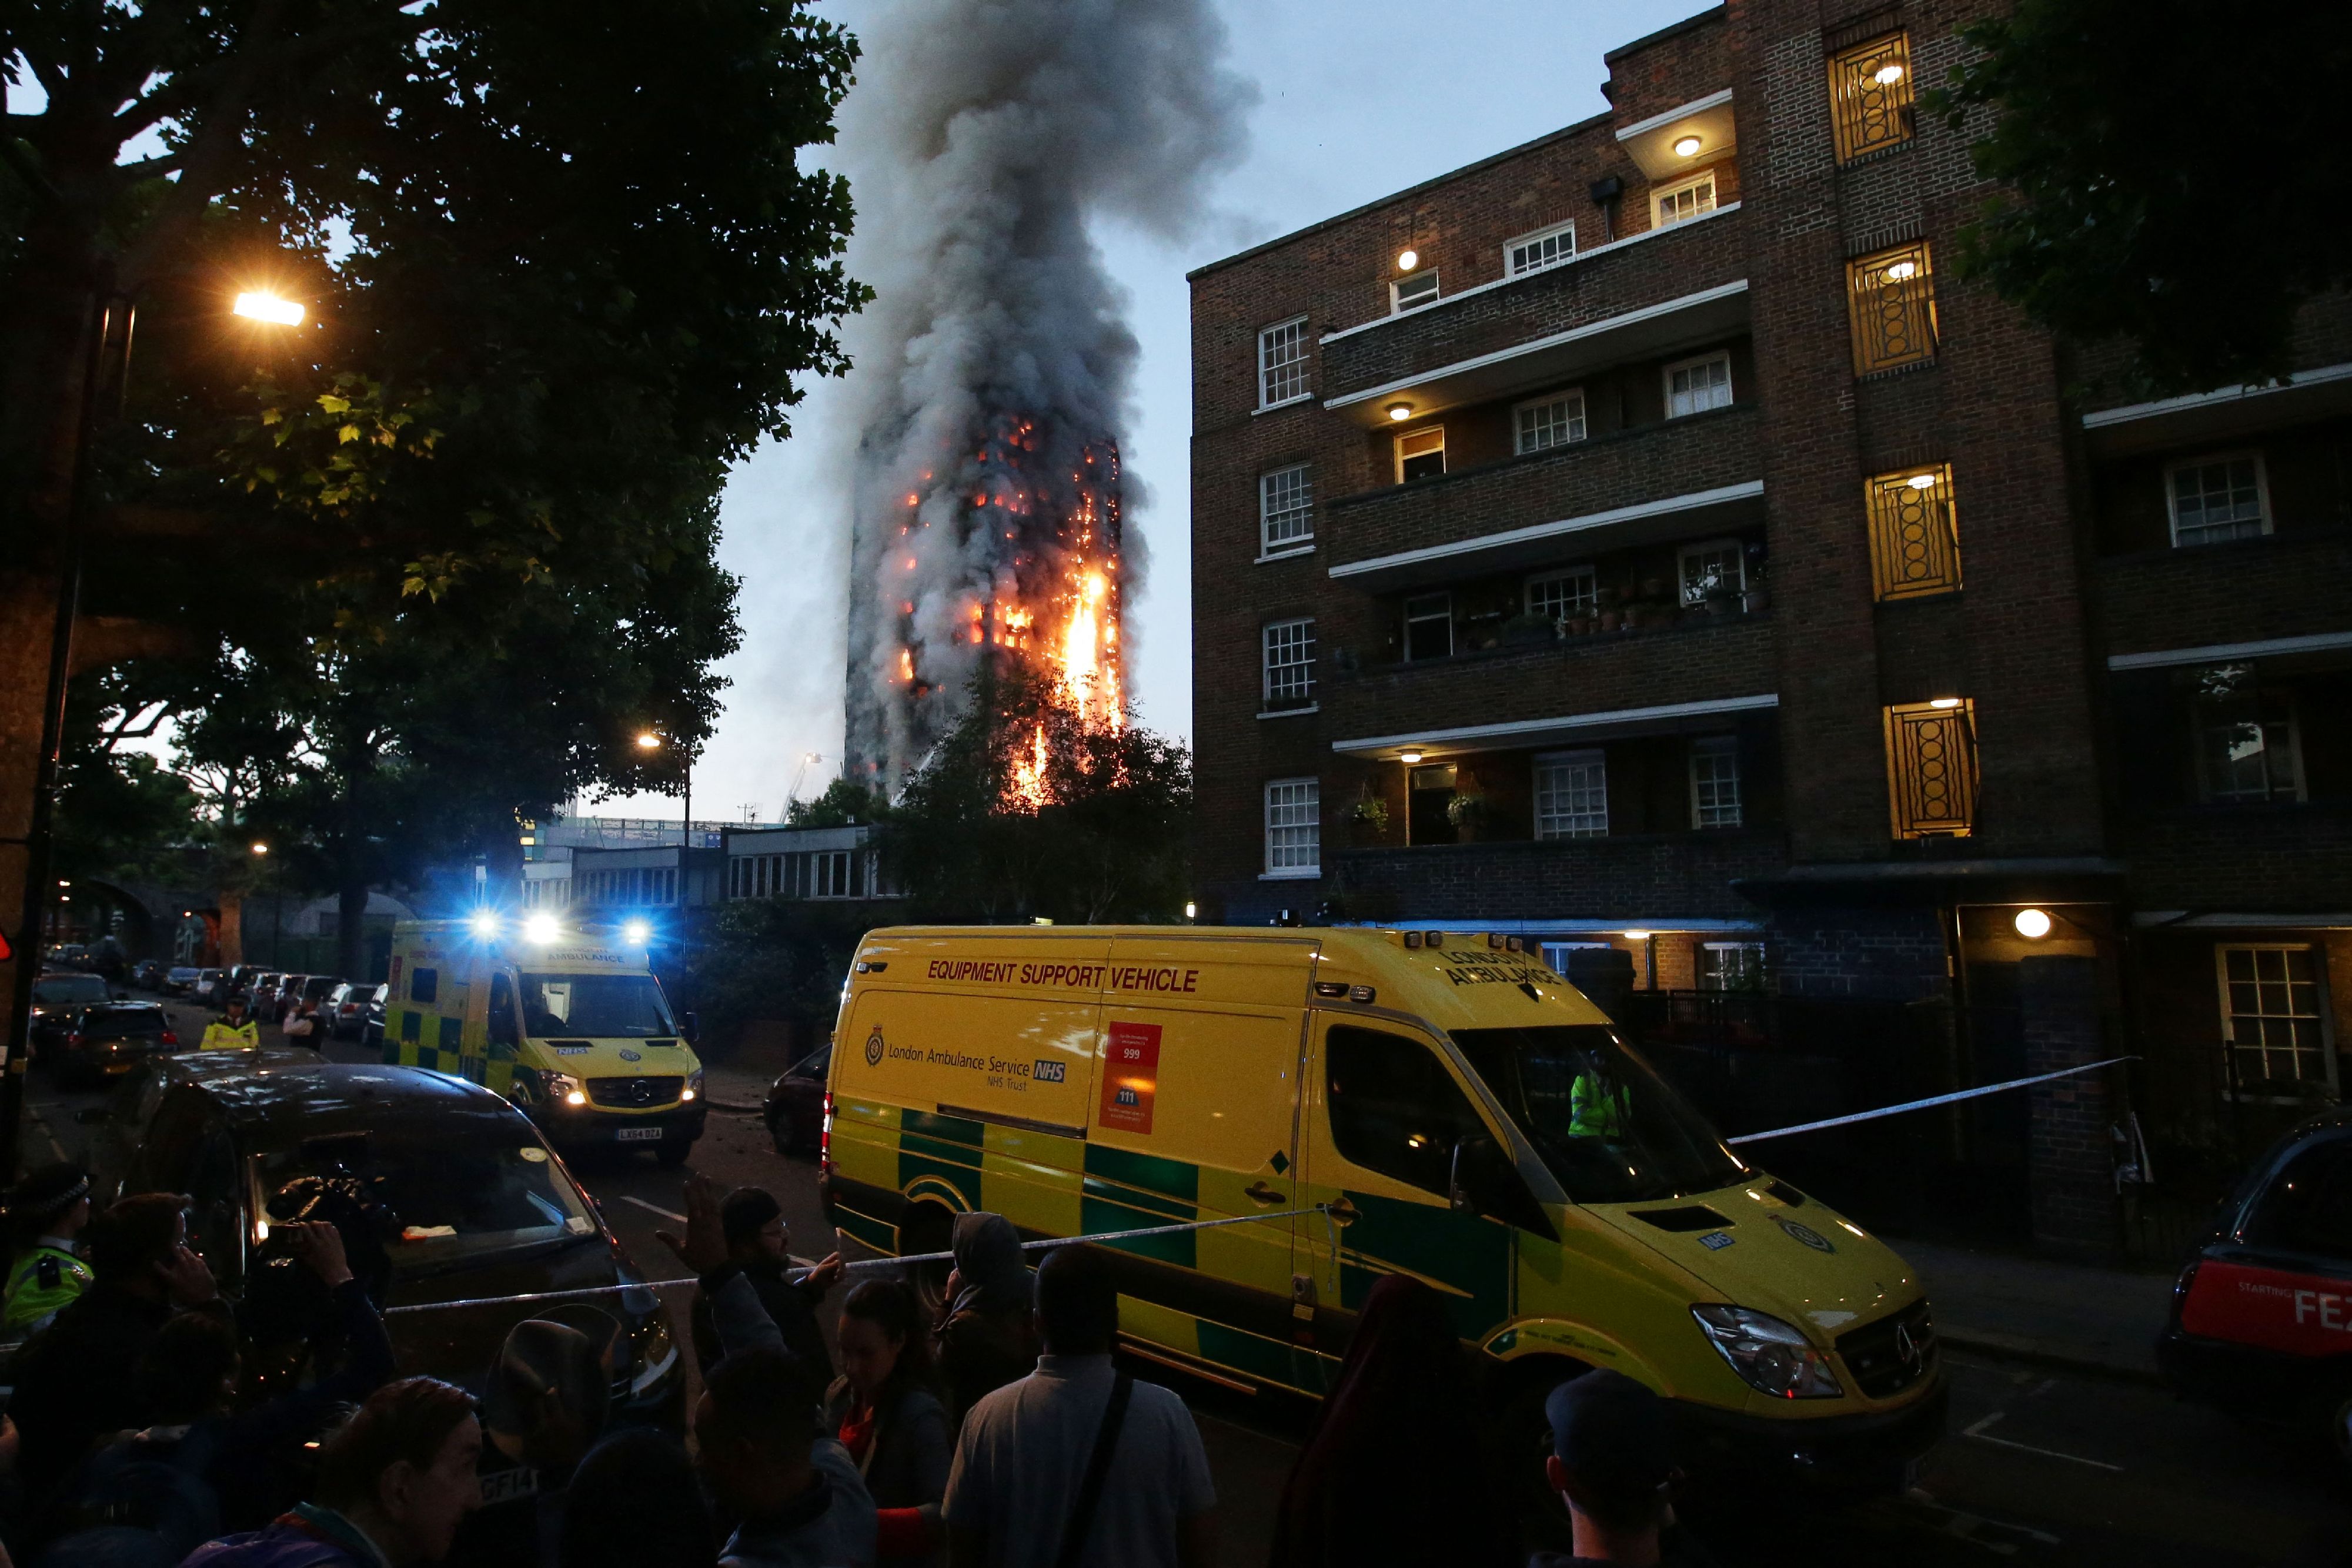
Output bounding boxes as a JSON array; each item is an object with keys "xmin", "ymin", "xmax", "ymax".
[
  {"xmin": 520, "ymin": 972, "xmax": 678, "ymax": 1039},
  {"xmin": 1452, "ymin": 1026, "xmax": 1747, "ymax": 1204}
]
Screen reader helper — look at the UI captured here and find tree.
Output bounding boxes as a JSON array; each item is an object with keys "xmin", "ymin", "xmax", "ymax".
[
  {"xmin": 787, "ymin": 778, "xmax": 888, "ymax": 828},
  {"xmin": 887, "ymin": 668, "xmax": 1191, "ymax": 926},
  {"xmin": 3, "ymin": 1, "xmax": 870, "ymax": 979},
  {"xmin": 1932, "ymin": 0, "xmax": 2352, "ymax": 394}
]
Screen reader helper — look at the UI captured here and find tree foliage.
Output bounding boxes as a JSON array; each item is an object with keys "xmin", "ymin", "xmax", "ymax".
[
  {"xmin": 787, "ymin": 778, "xmax": 888, "ymax": 828},
  {"xmin": 886, "ymin": 669, "xmax": 1191, "ymax": 926},
  {"xmin": 1932, "ymin": 0, "xmax": 2352, "ymax": 394}
]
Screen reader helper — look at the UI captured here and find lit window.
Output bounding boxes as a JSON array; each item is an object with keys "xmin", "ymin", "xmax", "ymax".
[
  {"xmin": 1535, "ymin": 751, "xmax": 1609, "ymax": 839},
  {"xmin": 1506, "ymin": 222, "xmax": 1577, "ymax": 277},
  {"xmin": 1258, "ymin": 317, "xmax": 1310, "ymax": 408},
  {"xmin": 1265, "ymin": 778, "xmax": 1321, "ymax": 875},
  {"xmin": 1260, "ymin": 463, "xmax": 1315, "ymax": 552},
  {"xmin": 1395, "ymin": 426, "xmax": 1446, "ymax": 483},
  {"xmin": 2167, "ymin": 454, "xmax": 2270, "ymax": 547},
  {"xmin": 2217, "ymin": 946, "xmax": 2334, "ymax": 1099},
  {"xmin": 1827, "ymin": 32, "xmax": 1916, "ymax": 165},
  {"xmin": 1526, "ymin": 566, "xmax": 1598, "ymax": 627},
  {"xmin": 1515, "ymin": 391, "xmax": 1587, "ymax": 454},
  {"xmin": 1884, "ymin": 698, "xmax": 1977, "ymax": 838},
  {"xmin": 1665, "ymin": 353, "xmax": 1733, "ymax": 418},
  {"xmin": 1865, "ymin": 464, "xmax": 1962, "ymax": 600},
  {"xmin": 1262, "ymin": 618, "xmax": 1318, "ymax": 709},
  {"xmin": 1391, "ymin": 270, "xmax": 1440, "ymax": 313},
  {"xmin": 1678, "ymin": 539, "xmax": 1745, "ymax": 606},
  {"xmin": 1846, "ymin": 242, "xmax": 1938, "ymax": 375},
  {"xmin": 1651, "ymin": 172, "xmax": 1718, "ymax": 229},
  {"xmin": 1697, "ymin": 942, "xmax": 1766, "ymax": 991},
  {"xmin": 1689, "ymin": 737, "xmax": 1743, "ymax": 828},
  {"xmin": 2194, "ymin": 687, "xmax": 2303, "ymax": 804},
  {"xmin": 1402, "ymin": 593, "xmax": 1453, "ymax": 661}
]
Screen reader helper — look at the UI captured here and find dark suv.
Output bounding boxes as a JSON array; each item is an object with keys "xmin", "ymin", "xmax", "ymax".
[{"xmin": 52, "ymin": 1003, "xmax": 175, "ymax": 1088}]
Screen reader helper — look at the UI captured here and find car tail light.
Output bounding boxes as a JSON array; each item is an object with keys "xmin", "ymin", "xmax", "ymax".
[
  {"xmin": 820, "ymin": 1091, "xmax": 834, "ymax": 1174},
  {"xmin": 161, "ymin": 1030, "xmax": 178, "ymax": 1046},
  {"xmin": 66, "ymin": 1032, "xmax": 81, "ymax": 1047}
]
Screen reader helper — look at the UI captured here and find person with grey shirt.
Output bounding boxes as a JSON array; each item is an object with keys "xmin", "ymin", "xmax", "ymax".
[{"xmin": 942, "ymin": 1243, "xmax": 1214, "ymax": 1568}]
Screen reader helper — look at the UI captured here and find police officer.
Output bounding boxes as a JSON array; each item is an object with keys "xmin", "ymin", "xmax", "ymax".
[
  {"xmin": 2, "ymin": 1164, "xmax": 94, "ymax": 1334},
  {"xmin": 201, "ymin": 992, "xmax": 260, "ymax": 1051}
]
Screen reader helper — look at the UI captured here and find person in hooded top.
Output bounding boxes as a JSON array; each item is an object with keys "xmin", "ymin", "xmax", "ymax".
[
  {"xmin": 931, "ymin": 1214, "xmax": 1038, "ymax": 1427},
  {"xmin": 1265, "ymin": 1273, "xmax": 1517, "ymax": 1568}
]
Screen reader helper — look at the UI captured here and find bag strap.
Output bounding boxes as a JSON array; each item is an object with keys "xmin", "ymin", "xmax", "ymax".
[{"xmin": 1054, "ymin": 1370, "xmax": 1134, "ymax": 1568}]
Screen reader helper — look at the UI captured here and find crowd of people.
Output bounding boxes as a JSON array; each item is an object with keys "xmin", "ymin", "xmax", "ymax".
[{"xmin": 0, "ymin": 1161, "xmax": 1708, "ymax": 1568}]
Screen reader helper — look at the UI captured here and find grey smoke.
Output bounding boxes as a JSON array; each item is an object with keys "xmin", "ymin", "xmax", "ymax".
[{"xmin": 838, "ymin": 0, "xmax": 1254, "ymax": 783}]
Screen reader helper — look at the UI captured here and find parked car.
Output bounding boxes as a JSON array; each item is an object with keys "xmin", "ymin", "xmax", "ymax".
[
  {"xmin": 268, "ymin": 974, "xmax": 309, "ymax": 1023},
  {"xmin": 162, "ymin": 966, "xmax": 201, "ymax": 996},
  {"xmin": 281, "ymin": 973, "xmax": 339, "ymax": 1025},
  {"xmin": 246, "ymin": 972, "xmax": 285, "ymax": 1018},
  {"xmin": 191, "ymin": 968, "xmax": 227, "ymax": 1004},
  {"xmin": 325, "ymin": 981, "xmax": 375, "ymax": 1041},
  {"xmin": 360, "ymin": 982, "xmax": 390, "ymax": 1050},
  {"xmin": 764, "ymin": 1043, "xmax": 830, "ymax": 1158},
  {"xmin": 50, "ymin": 1002, "xmax": 176, "ymax": 1089},
  {"xmin": 2159, "ymin": 1108, "xmax": 2352, "ymax": 1463},
  {"xmin": 129, "ymin": 959, "xmax": 164, "ymax": 991},
  {"xmin": 29, "ymin": 972, "xmax": 113, "ymax": 1059},
  {"xmin": 85, "ymin": 1054, "xmax": 684, "ymax": 1427},
  {"xmin": 223, "ymin": 964, "xmax": 265, "ymax": 1003}
]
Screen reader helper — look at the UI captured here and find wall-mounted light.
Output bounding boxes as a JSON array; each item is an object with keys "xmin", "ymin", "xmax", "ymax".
[
  {"xmin": 2014, "ymin": 908, "xmax": 2053, "ymax": 940},
  {"xmin": 1874, "ymin": 63, "xmax": 1906, "ymax": 85},
  {"xmin": 1906, "ymin": 473, "xmax": 1939, "ymax": 490},
  {"xmin": 1395, "ymin": 249, "xmax": 1419, "ymax": 272},
  {"xmin": 1623, "ymin": 929, "xmax": 1652, "ymax": 941},
  {"xmin": 1672, "ymin": 134, "xmax": 1703, "ymax": 158},
  {"xmin": 1928, "ymin": 697, "xmax": 1963, "ymax": 710},
  {"xmin": 1399, "ymin": 748, "xmax": 1424, "ymax": 764},
  {"xmin": 1385, "ymin": 402, "xmax": 1414, "ymax": 422}
]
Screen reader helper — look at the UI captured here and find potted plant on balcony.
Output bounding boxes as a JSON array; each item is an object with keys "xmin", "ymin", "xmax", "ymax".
[
  {"xmin": 1596, "ymin": 586, "xmax": 1621, "ymax": 634},
  {"xmin": 1500, "ymin": 611, "xmax": 1556, "ymax": 648},
  {"xmin": 1445, "ymin": 791, "xmax": 1492, "ymax": 842},
  {"xmin": 1349, "ymin": 796, "xmax": 1389, "ymax": 847}
]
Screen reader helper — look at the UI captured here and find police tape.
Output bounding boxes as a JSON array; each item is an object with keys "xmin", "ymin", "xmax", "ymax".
[
  {"xmin": 376, "ymin": 1206, "xmax": 1339, "ymax": 1318},
  {"xmin": 1723, "ymin": 1055, "xmax": 2136, "ymax": 1145}
]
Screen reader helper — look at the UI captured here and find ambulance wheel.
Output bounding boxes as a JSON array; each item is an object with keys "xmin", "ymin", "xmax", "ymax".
[
  {"xmin": 901, "ymin": 1204, "xmax": 955, "ymax": 1317},
  {"xmin": 656, "ymin": 1138, "xmax": 693, "ymax": 1169}
]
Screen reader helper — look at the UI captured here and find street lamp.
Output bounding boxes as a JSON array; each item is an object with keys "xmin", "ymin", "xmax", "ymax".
[
  {"xmin": 250, "ymin": 842, "xmax": 268, "ymax": 856},
  {"xmin": 635, "ymin": 731, "xmax": 691, "ymax": 850}
]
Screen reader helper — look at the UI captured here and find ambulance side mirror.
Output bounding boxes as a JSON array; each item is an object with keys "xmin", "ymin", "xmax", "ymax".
[
  {"xmin": 680, "ymin": 1011, "xmax": 700, "ymax": 1045},
  {"xmin": 1450, "ymin": 1134, "xmax": 1559, "ymax": 1241}
]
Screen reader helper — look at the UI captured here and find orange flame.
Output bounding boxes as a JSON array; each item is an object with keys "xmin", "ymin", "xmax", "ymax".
[{"xmin": 1008, "ymin": 723, "xmax": 1049, "ymax": 809}]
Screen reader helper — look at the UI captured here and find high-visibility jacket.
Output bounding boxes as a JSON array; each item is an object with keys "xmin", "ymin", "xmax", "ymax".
[
  {"xmin": 4, "ymin": 1242, "xmax": 91, "ymax": 1333},
  {"xmin": 1569, "ymin": 1072, "xmax": 1633, "ymax": 1139},
  {"xmin": 201, "ymin": 1017, "xmax": 260, "ymax": 1051}
]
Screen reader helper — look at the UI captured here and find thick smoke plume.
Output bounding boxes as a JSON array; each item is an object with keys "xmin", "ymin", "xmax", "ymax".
[{"xmin": 838, "ymin": 0, "xmax": 1252, "ymax": 784}]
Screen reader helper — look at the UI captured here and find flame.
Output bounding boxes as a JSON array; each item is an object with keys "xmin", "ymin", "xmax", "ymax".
[{"xmin": 1009, "ymin": 723, "xmax": 1049, "ymax": 809}]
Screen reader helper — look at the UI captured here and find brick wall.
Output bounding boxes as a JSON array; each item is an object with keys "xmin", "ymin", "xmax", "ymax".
[
  {"xmin": 1323, "ymin": 830, "xmax": 1785, "ymax": 924},
  {"xmin": 2019, "ymin": 954, "xmax": 2120, "ymax": 1255},
  {"xmin": 2094, "ymin": 528, "xmax": 2352, "ymax": 657},
  {"xmin": 1768, "ymin": 904, "xmax": 1951, "ymax": 1001}
]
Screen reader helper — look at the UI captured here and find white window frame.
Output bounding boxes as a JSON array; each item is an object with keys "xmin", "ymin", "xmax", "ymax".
[
  {"xmin": 1506, "ymin": 221, "xmax": 1578, "ymax": 278},
  {"xmin": 1394, "ymin": 426, "xmax": 1446, "ymax": 483},
  {"xmin": 2193, "ymin": 687, "xmax": 2307, "ymax": 805},
  {"xmin": 1534, "ymin": 749, "xmax": 1609, "ymax": 840},
  {"xmin": 1259, "ymin": 463, "xmax": 1315, "ymax": 554},
  {"xmin": 1390, "ymin": 269, "xmax": 1441, "ymax": 313},
  {"xmin": 1664, "ymin": 351, "xmax": 1734, "ymax": 419},
  {"xmin": 1689, "ymin": 735, "xmax": 1743, "ymax": 828},
  {"xmin": 1514, "ymin": 389, "xmax": 1588, "ymax": 455},
  {"xmin": 1257, "ymin": 316, "xmax": 1311, "ymax": 410},
  {"xmin": 1402, "ymin": 591, "xmax": 1453, "ymax": 662},
  {"xmin": 1651, "ymin": 170, "xmax": 1719, "ymax": 229},
  {"xmin": 1264, "ymin": 777, "xmax": 1321, "ymax": 878},
  {"xmin": 1677, "ymin": 537, "xmax": 1747, "ymax": 606},
  {"xmin": 2215, "ymin": 943, "xmax": 2337, "ymax": 1101},
  {"xmin": 2165, "ymin": 451, "xmax": 2273, "ymax": 548},
  {"xmin": 1539, "ymin": 941, "xmax": 1615, "ymax": 974},
  {"xmin": 1262, "ymin": 617, "xmax": 1317, "ymax": 707},
  {"xmin": 1697, "ymin": 942, "xmax": 1766, "ymax": 992},
  {"xmin": 1525, "ymin": 566, "xmax": 1598, "ymax": 626}
]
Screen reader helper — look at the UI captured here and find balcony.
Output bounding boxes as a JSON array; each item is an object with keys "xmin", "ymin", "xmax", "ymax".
[
  {"xmin": 2096, "ymin": 529, "xmax": 2352, "ymax": 660},
  {"xmin": 1325, "ymin": 403, "xmax": 1762, "ymax": 589},
  {"xmin": 1318, "ymin": 202, "xmax": 1749, "ymax": 419},
  {"xmin": 1325, "ymin": 828, "xmax": 1786, "ymax": 922}
]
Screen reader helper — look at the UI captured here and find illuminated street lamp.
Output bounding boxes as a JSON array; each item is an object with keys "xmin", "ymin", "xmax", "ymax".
[{"xmin": 232, "ymin": 290, "xmax": 305, "ymax": 326}]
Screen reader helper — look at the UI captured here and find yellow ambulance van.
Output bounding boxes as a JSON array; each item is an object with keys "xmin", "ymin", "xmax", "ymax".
[
  {"xmin": 386, "ymin": 917, "xmax": 706, "ymax": 1165},
  {"xmin": 819, "ymin": 925, "xmax": 1946, "ymax": 1492}
]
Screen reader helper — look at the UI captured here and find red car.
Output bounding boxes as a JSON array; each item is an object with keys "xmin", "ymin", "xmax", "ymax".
[{"xmin": 2159, "ymin": 1108, "xmax": 2352, "ymax": 1462}]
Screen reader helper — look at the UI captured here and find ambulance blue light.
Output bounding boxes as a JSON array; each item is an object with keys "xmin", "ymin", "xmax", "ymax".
[
  {"xmin": 622, "ymin": 919, "xmax": 652, "ymax": 947},
  {"xmin": 469, "ymin": 912, "xmax": 499, "ymax": 940}
]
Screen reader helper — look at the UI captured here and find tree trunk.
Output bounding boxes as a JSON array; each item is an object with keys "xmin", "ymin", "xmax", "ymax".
[
  {"xmin": 337, "ymin": 864, "xmax": 369, "ymax": 983},
  {"xmin": 218, "ymin": 891, "xmax": 245, "ymax": 966}
]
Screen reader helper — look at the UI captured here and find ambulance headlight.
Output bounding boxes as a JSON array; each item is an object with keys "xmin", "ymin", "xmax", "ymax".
[
  {"xmin": 524, "ymin": 912, "xmax": 560, "ymax": 944},
  {"xmin": 681, "ymin": 1070, "xmax": 703, "ymax": 1103},
  {"xmin": 622, "ymin": 919, "xmax": 651, "ymax": 947},
  {"xmin": 546, "ymin": 1071, "xmax": 587, "ymax": 1108},
  {"xmin": 1691, "ymin": 1305, "xmax": 1844, "ymax": 1399}
]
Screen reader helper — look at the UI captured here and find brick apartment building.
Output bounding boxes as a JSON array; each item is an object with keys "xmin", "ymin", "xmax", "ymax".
[{"xmin": 1187, "ymin": 0, "xmax": 2351, "ymax": 1250}]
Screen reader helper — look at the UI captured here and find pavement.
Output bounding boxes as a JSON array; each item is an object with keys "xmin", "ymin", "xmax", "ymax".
[{"xmin": 1898, "ymin": 1238, "xmax": 2179, "ymax": 1384}]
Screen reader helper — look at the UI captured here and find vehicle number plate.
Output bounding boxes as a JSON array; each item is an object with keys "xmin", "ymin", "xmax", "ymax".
[{"xmin": 614, "ymin": 1126, "xmax": 664, "ymax": 1143}]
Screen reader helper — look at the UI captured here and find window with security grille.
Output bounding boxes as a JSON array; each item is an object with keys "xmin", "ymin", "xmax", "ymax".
[
  {"xmin": 1678, "ymin": 539, "xmax": 1745, "ymax": 606},
  {"xmin": 1403, "ymin": 592, "xmax": 1453, "ymax": 661},
  {"xmin": 2167, "ymin": 454, "xmax": 2270, "ymax": 547},
  {"xmin": 1689, "ymin": 737, "xmax": 1743, "ymax": 828},
  {"xmin": 1262, "ymin": 618, "xmax": 1317, "ymax": 708},
  {"xmin": 1515, "ymin": 392, "xmax": 1587, "ymax": 454},
  {"xmin": 1534, "ymin": 750, "xmax": 1608, "ymax": 839},
  {"xmin": 1261, "ymin": 463, "xmax": 1314, "ymax": 551},
  {"xmin": 1526, "ymin": 567, "xmax": 1598, "ymax": 626},
  {"xmin": 1866, "ymin": 464, "xmax": 1963, "ymax": 600},
  {"xmin": 1391, "ymin": 270, "xmax": 1439, "ymax": 313},
  {"xmin": 1828, "ymin": 32, "xmax": 1916, "ymax": 163},
  {"xmin": 1508, "ymin": 222, "xmax": 1576, "ymax": 277},
  {"xmin": 1883, "ymin": 699, "xmax": 1977, "ymax": 838},
  {"xmin": 1697, "ymin": 942, "xmax": 1766, "ymax": 992},
  {"xmin": 2195, "ymin": 688, "xmax": 2303, "ymax": 803},
  {"xmin": 1258, "ymin": 317, "xmax": 1309, "ymax": 407},
  {"xmin": 1847, "ymin": 243, "xmax": 1938, "ymax": 375},
  {"xmin": 1265, "ymin": 778, "xmax": 1320, "ymax": 874},
  {"xmin": 2218, "ymin": 946, "xmax": 2334, "ymax": 1098},
  {"xmin": 1665, "ymin": 353, "xmax": 1733, "ymax": 418},
  {"xmin": 1652, "ymin": 173, "xmax": 1717, "ymax": 228}
]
